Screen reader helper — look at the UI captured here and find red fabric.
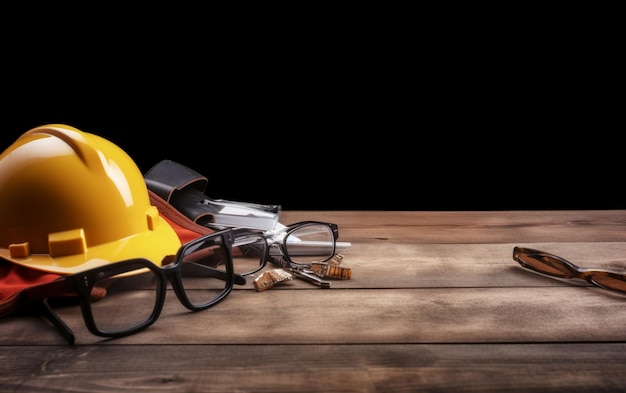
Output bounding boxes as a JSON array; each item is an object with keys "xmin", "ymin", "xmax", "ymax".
[{"xmin": 0, "ymin": 260, "xmax": 62, "ymax": 317}]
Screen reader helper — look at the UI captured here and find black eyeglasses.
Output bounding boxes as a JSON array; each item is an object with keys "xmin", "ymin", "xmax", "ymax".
[
  {"xmin": 229, "ymin": 221, "xmax": 339, "ymax": 277},
  {"xmin": 24, "ymin": 229, "xmax": 246, "ymax": 344},
  {"xmin": 512, "ymin": 246, "xmax": 626, "ymax": 294}
]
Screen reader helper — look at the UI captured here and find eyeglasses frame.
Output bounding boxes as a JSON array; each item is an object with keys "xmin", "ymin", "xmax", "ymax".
[
  {"xmin": 24, "ymin": 229, "xmax": 246, "ymax": 344},
  {"xmin": 232, "ymin": 221, "xmax": 339, "ymax": 276}
]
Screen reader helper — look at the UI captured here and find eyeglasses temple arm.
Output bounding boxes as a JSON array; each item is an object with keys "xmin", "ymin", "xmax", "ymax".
[
  {"xmin": 35, "ymin": 298, "xmax": 75, "ymax": 345},
  {"xmin": 21, "ymin": 278, "xmax": 76, "ymax": 345},
  {"xmin": 234, "ymin": 273, "xmax": 246, "ymax": 285},
  {"xmin": 182, "ymin": 262, "xmax": 247, "ymax": 285}
]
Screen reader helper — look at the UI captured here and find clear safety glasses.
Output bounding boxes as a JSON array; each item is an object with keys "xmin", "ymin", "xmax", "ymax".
[
  {"xmin": 513, "ymin": 246, "xmax": 626, "ymax": 294},
  {"xmin": 229, "ymin": 221, "xmax": 339, "ymax": 276},
  {"xmin": 25, "ymin": 229, "xmax": 246, "ymax": 344}
]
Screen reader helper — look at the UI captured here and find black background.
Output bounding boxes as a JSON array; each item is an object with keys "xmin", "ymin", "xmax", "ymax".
[
  {"xmin": 3, "ymin": 13, "xmax": 622, "ymax": 211},
  {"xmin": 4, "ymin": 88, "xmax": 621, "ymax": 211}
]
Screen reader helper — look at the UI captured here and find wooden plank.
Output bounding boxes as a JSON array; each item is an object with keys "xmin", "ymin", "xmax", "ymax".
[
  {"xmin": 3, "ymin": 286, "xmax": 626, "ymax": 346},
  {"xmin": 1, "ymin": 344, "xmax": 626, "ymax": 392},
  {"xmin": 3, "ymin": 211, "xmax": 626, "ymax": 392},
  {"xmin": 281, "ymin": 210, "xmax": 626, "ymax": 243},
  {"xmin": 245, "ymin": 242, "xmax": 626, "ymax": 290}
]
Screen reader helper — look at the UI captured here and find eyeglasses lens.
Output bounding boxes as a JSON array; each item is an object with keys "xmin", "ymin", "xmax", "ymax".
[
  {"xmin": 284, "ymin": 224, "xmax": 335, "ymax": 264},
  {"xmin": 90, "ymin": 266, "xmax": 161, "ymax": 335},
  {"xmin": 231, "ymin": 232, "xmax": 267, "ymax": 276},
  {"xmin": 178, "ymin": 236, "xmax": 231, "ymax": 307}
]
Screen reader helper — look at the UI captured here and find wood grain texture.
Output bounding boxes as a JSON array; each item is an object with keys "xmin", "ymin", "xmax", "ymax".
[
  {"xmin": 2, "ymin": 210, "xmax": 626, "ymax": 392},
  {"xmin": 2, "ymin": 344, "xmax": 626, "ymax": 392}
]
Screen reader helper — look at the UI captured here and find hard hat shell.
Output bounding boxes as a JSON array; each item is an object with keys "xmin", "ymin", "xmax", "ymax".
[{"xmin": 0, "ymin": 124, "xmax": 181, "ymax": 274}]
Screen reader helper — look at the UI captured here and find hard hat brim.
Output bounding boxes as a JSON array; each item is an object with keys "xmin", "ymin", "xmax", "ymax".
[{"xmin": 0, "ymin": 221, "xmax": 181, "ymax": 275}]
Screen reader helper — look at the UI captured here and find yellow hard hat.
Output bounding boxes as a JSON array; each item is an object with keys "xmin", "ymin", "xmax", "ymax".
[{"xmin": 0, "ymin": 124, "xmax": 181, "ymax": 274}]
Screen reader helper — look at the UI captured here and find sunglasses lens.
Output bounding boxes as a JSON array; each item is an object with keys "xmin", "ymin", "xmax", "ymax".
[
  {"xmin": 591, "ymin": 275, "xmax": 626, "ymax": 293},
  {"xmin": 517, "ymin": 251, "xmax": 572, "ymax": 278}
]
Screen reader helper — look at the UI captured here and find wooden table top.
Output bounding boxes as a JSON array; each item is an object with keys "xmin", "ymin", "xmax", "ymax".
[{"xmin": 2, "ymin": 210, "xmax": 626, "ymax": 392}]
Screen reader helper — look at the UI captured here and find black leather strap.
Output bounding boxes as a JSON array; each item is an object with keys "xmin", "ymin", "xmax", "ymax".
[
  {"xmin": 144, "ymin": 160, "xmax": 216, "ymax": 225},
  {"xmin": 144, "ymin": 159, "xmax": 208, "ymax": 203}
]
